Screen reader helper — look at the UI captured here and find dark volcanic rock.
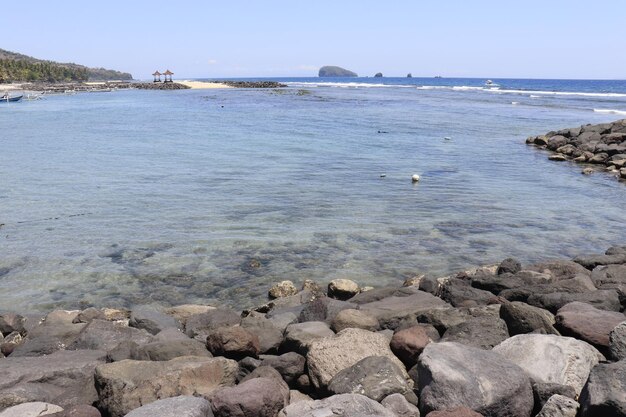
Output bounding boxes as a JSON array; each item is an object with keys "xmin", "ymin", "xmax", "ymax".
[
  {"xmin": 129, "ymin": 306, "xmax": 180, "ymax": 335},
  {"xmin": 527, "ymin": 260, "xmax": 591, "ymax": 280},
  {"xmin": 359, "ymin": 290, "xmax": 449, "ymax": 329},
  {"xmin": 439, "ymin": 279, "xmax": 495, "ymax": 307},
  {"xmin": 391, "ymin": 325, "xmax": 433, "ymax": 367},
  {"xmin": 184, "ymin": 309, "xmax": 241, "ymax": 340},
  {"xmin": 67, "ymin": 319, "xmax": 153, "ymax": 352},
  {"xmin": 210, "ymin": 376, "xmax": 288, "ymax": 417},
  {"xmin": 440, "ymin": 316, "xmax": 509, "ymax": 349},
  {"xmin": 497, "ymin": 258, "xmax": 522, "ymax": 275},
  {"xmin": 281, "ymin": 321, "xmax": 334, "ymax": 355},
  {"xmin": 206, "ymin": 326, "xmax": 260, "ymax": 360},
  {"xmin": 133, "ymin": 338, "xmax": 211, "ymax": 361},
  {"xmin": 258, "ymin": 352, "xmax": 306, "ymax": 384},
  {"xmin": 579, "ymin": 361, "xmax": 626, "ymax": 417},
  {"xmin": 527, "ymin": 289, "xmax": 621, "ymax": 313},
  {"xmin": 240, "ymin": 314, "xmax": 283, "ymax": 354},
  {"xmin": 555, "ymin": 302, "xmax": 625, "ymax": 353},
  {"xmin": 10, "ymin": 310, "xmax": 86, "ymax": 357},
  {"xmin": 610, "ymin": 322, "xmax": 626, "ymax": 361},
  {"xmin": 499, "ymin": 301, "xmax": 559, "ymax": 335},
  {"xmin": 418, "ymin": 342, "xmax": 533, "ymax": 417},
  {"xmin": 298, "ymin": 297, "xmax": 357, "ymax": 324},
  {"xmin": 531, "ymin": 381, "xmax": 577, "ymax": 415}
]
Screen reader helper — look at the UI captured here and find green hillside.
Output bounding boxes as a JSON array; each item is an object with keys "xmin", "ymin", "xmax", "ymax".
[{"xmin": 0, "ymin": 48, "xmax": 132, "ymax": 83}]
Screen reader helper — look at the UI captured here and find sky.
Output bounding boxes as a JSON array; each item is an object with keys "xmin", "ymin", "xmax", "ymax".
[{"xmin": 3, "ymin": 0, "xmax": 626, "ymax": 80}]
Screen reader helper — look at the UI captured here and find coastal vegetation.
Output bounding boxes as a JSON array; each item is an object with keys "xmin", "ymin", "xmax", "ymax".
[{"xmin": 0, "ymin": 48, "xmax": 132, "ymax": 83}]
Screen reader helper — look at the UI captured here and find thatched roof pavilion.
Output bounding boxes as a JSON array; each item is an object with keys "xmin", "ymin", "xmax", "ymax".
[
  {"xmin": 163, "ymin": 70, "xmax": 174, "ymax": 83},
  {"xmin": 152, "ymin": 71, "xmax": 162, "ymax": 83}
]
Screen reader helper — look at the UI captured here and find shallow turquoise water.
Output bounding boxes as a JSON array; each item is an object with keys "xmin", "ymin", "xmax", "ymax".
[{"xmin": 1, "ymin": 79, "xmax": 625, "ymax": 311}]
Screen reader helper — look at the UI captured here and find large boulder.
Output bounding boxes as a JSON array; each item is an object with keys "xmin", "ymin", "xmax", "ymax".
[
  {"xmin": 240, "ymin": 315, "xmax": 283, "ymax": 354},
  {"xmin": 331, "ymin": 309, "xmax": 379, "ymax": 332},
  {"xmin": 359, "ymin": 291, "xmax": 449, "ymax": 329},
  {"xmin": 281, "ymin": 321, "xmax": 334, "ymax": 355},
  {"xmin": 306, "ymin": 328, "xmax": 410, "ymax": 390},
  {"xmin": 10, "ymin": 311, "xmax": 86, "ymax": 357},
  {"xmin": 0, "ymin": 350, "xmax": 106, "ymax": 410},
  {"xmin": 418, "ymin": 342, "xmax": 533, "ymax": 417},
  {"xmin": 124, "ymin": 396, "xmax": 213, "ymax": 417},
  {"xmin": 610, "ymin": 322, "xmax": 626, "ymax": 360},
  {"xmin": 536, "ymin": 394, "xmax": 579, "ymax": 417},
  {"xmin": 210, "ymin": 377, "xmax": 288, "ymax": 417},
  {"xmin": 555, "ymin": 302, "xmax": 625, "ymax": 353},
  {"xmin": 440, "ymin": 316, "xmax": 509, "ymax": 349},
  {"xmin": 132, "ymin": 338, "xmax": 211, "ymax": 361},
  {"xmin": 258, "ymin": 352, "xmax": 306, "ymax": 385},
  {"xmin": 531, "ymin": 382, "xmax": 576, "ymax": 414},
  {"xmin": 381, "ymin": 393, "xmax": 421, "ymax": 417},
  {"xmin": 493, "ymin": 334, "xmax": 604, "ymax": 395},
  {"xmin": 184, "ymin": 309, "xmax": 241, "ymax": 340},
  {"xmin": 328, "ymin": 356, "xmax": 417, "ymax": 404},
  {"xmin": 499, "ymin": 301, "xmax": 559, "ymax": 335},
  {"xmin": 328, "ymin": 279, "xmax": 360, "ymax": 300},
  {"xmin": 129, "ymin": 306, "xmax": 180, "ymax": 335},
  {"xmin": 439, "ymin": 280, "xmax": 495, "ymax": 307},
  {"xmin": 205, "ymin": 326, "xmax": 260, "ymax": 360},
  {"xmin": 94, "ymin": 356, "xmax": 238, "ymax": 417},
  {"xmin": 425, "ymin": 408, "xmax": 483, "ymax": 417},
  {"xmin": 391, "ymin": 325, "xmax": 433, "ymax": 367},
  {"xmin": 527, "ymin": 260, "xmax": 590, "ymax": 281},
  {"xmin": 268, "ymin": 281, "xmax": 298, "ymax": 299},
  {"xmin": 165, "ymin": 305, "xmax": 215, "ymax": 327},
  {"xmin": 67, "ymin": 319, "xmax": 154, "ymax": 352},
  {"xmin": 579, "ymin": 360, "xmax": 626, "ymax": 417},
  {"xmin": 298, "ymin": 297, "xmax": 357, "ymax": 324},
  {"xmin": 527, "ymin": 289, "xmax": 621, "ymax": 313},
  {"xmin": 0, "ymin": 402, "xmax": 63, "ymax": 417},
  {"xmin": 278, "ymin": 393, "xmax": 395, "ymax": 417}
]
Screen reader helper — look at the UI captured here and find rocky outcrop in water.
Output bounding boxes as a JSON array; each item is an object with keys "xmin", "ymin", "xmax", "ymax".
[
  {"xmin": 318, "ymin": 66, "xmax": 358, "ymax": 77},
  {"xmin": 1, "ymin": 244, "xmax": 625, "ymax": 416},
  {"xmin": 526, "ymin": 119, "xmax": 626, "ymax": 181}
]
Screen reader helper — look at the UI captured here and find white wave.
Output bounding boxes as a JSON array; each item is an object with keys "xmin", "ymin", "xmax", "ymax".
[
  {"xmin": 285, "ymin": 81, "xmax": 413, "ymax": 89},
  {"xmin": 414, "ymin": 85, "xmax": 626, "ymax": 98},
  {"xmin": 511, "ymin": 101, "xmax": 520, "ymax": 105},
  {"xmin": 593, "ymin": 108, "xmax": 626, "ymax": 115},
  {"xmin": 529, "ymin": 95, "xmax": 541, "ymax": 98}
]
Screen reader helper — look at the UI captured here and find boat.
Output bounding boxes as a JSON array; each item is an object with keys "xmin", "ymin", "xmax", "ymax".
[
  {"xmin": 485, "ymin": 79, "xmax": 500, "ymax": 87},
  {"xmin": 1, "ymin": 93, "xmax": 23, "ymax": 102},
  {"xmin": 24, "ymin": 93, "xmax": 44, "ymax": 101}
]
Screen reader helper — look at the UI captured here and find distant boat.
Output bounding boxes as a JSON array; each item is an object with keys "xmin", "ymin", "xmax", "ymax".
[
  {"xmin": 485, "ymin": 79, "xmax": 499, "ymax": 87},
  {"xmin": 434, "ymin": 75, "xmax": 443, "ymax": 78},
  {"xmin": 1, "ymin": 94, "xmax": 23, "ymax": 102}
]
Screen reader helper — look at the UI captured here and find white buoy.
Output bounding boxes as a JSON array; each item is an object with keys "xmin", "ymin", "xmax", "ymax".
[
  {"xmin": 411, "ymin": 174, "xmax": 420, "ymax": 182},
  {"xmin": 380, "ymin": 173, "xmax": 386, "ymax": 178}
]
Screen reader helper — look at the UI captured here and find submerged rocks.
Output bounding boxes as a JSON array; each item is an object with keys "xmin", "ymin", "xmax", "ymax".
[
  {"xmin": 493, "ymin": 334, "xmax": 604, "ymax": 395},
  {"xmin": 418, "ymin": 342, "xmax": 533, "ymax": 417}
]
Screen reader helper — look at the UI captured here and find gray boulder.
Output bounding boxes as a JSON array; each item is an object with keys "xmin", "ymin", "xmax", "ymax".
[
  {"xmin": 439, "ymin": 280, "xmax": 495, "ymax": 307},
  {"xmin": 298, "ymin": 297, "xmax": 357, "ymax": 324},
  {"xmin": 531, "ymin": 382, "xmax": 576, "ymax": 415},
  {"xmin": 381, "ymin": 393, "xmax": 420, "ymax": 417},
  {"xmin": 258, "ymin": 352, "xmax": 306, "ymax": 384},
  {"xmin": 575, "ymin": 253, "xmax": 626, "ymax": 270},
  {"xmin": 610, "ymin": 322, "xmax": 626, "ymax": 360},
  {"xmin": 579, "ymin": 360, "xmax": 626, "ymax": 417},
  {"xmin": 328, "ymin": 279, "xmax": 360, "ymax": 300},
  {"xmin": 497, "ymin": 258, "xmax": 522, "ymax": 275},
  {"xmin": 268, "ymin": 281, "xmax": 298, "ymax": 299},
  {"xmin": 306, "ymin": 328, "xmax": 410, "ymax": 390},
  {"xmin": 555, "ymin": 302, "xmax": 625, "ymax": 353},
  {"xmin": 0, "ymin": 314, "xmax": 26, "ymax": 336},
  {"xmin": 499, "ymin": 301, "xmax": 558, "ymax": 335},
  {"xmin": 10, "ymin": 311, "xmax": 86, "ymax": 357},
  {"xmin": 331, "ymin": 309, "xmax": 379, "ymax": 332},
  {"xmin": 536, "ymin": 395, "xmax": 579, "ymax": 417},
  {"xmin": 0, "ymin": 402, "xmax": 63, "ymax": 417},
  {"xmin": 205, "ymin": 326, "xmax": 260, "ymax": 360},
  {"xmin": 124, "ymin": 396, "xmax": 213, "ymax": 417},
  {"xmin": 359, "ymin": 291, "xmax": 449, "ymax": 329},
  {"xmin": 94, "ymin": 356, "xmax": 238, "ymax": 417},
  {"xmin": 527, "ymin": 260, "xmax": 590, "ymax": 280},
  {"xmin": 328, "ymin": 356, "xmax": 417, "ymax": 404},
  {"xmin": 240, "ymin": 315, "xmax": 283, "ymax": 354},
  {"xmin": 418, "ymin": 342, "xmax": 533, "ymax": 417},
  {"xmin": 184, "ymin": 309, "xmax": 241, "ymax": 340},
  {"xmin": 278, "ymin": 393, "xmax": 396, "ymax": 417},
  {"xmin": 67, "ymin": 319, "xmax": 154, "ymax": 352},
  {"xmin": 416, "ymin": 308, "xmax": 471, "ymax": 334},
  {"xmin": 129, "ymin": 306, "xmax": 180, "ymax": 335},
  {"xmin": 0, "ymin": 350, "xmax": 106, "ymax": 410},
  {"xmin": 132, "ymin": 339, "xmax": 211, "ymax": 361},
  {"xmin": 440, "ymin": 316, "xmax": 509, "ymax": 349},
  {"xmin": 527, "ymin": 289, "xmax": 621, "ymax": 313},
  {"xmin": 210, "ymin": 377, "xmax": 288, "ymax": 417},
  {"xmin": 281, "ymin": 321, "xmax": 334, "ymax": 355},
  {"xmin": 493, "ymin": 334, "xmax": 604, "ymax": 395}
]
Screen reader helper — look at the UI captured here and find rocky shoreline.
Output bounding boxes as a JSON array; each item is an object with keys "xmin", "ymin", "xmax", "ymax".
[
  {"xmin": 526, "ymin": 119, "xmax": 626, "ymax": 181},
  {"xmin": 1, "ymin": 244, "xmax": 625, "ymax": 417},
  {"xmin": 18, "ymin": 80, "xmax": 286, "ymax": 93}
]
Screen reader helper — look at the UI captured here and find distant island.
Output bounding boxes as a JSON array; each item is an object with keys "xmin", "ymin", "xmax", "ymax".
[
  {"xmin": 374, "ymin": 72, "xmax": 383, "ymax": 78},
  {"xmin": 0, "ymin": 48, "xmax": 132, "ymax": 83},
  {"xmin": 318, "ymin": 66, "xmax": 358, "ymax": 77}
]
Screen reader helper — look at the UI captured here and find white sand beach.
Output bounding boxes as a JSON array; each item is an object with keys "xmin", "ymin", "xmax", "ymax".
[{"xmin": 175, "ymin": 80, "xmax": 232, "ymax": 89}]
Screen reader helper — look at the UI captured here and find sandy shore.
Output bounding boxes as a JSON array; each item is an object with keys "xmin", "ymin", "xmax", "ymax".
[
  {"xmin": 1, "ymin": 84, "xmax": 22, "ymax": 91},
  {"xmin": 175, "ymin": 80, "xmax": 232, "ymax": 89}
]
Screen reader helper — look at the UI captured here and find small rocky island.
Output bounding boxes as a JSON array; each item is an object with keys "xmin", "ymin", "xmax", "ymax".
[
  {"xmin": 526, "ymin": 119, "xmax": 626, "ymax": 181},
  {"xmin": 1, "ymin": 243, "xmax": 625, "ymax": 416},
  {"xmin": 318, "ymin": 66, "xmax": 358, "ymax": 77}
]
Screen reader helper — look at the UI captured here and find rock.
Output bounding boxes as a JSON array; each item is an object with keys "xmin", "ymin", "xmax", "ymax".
[
  {"xmin": 210, "ymin": 377, "xmax": 288, "ymax": 417},
  {"xmin": 416, "ymin": 308, "xmax": 471, "ymax": 335},
  {"xmin": 269, "ymin": 281, "xmax": 298, "ymax": 299},
  {"xmin": 579, "ymin": 360, "xmax": 626, "ymax": 417},
  {"xmin": 403, "ymin": 274, "xmax": 425, "ymax": 287},
  {"xmin": 391, "ymin": 325, "xmax": 433, "ymax": 367},
  {"xmin": 318, "ymin": 66, "xmax": 358, "ymax": 77},
  {"xmin": 165, "ymin": 305, "xmax": 215, "ymax": 327},
  {"xmin": 547, "ymin": 135, "xmax": 568, "ymax": 151},
  {"xmin": 527, "ymin": 289, "xmax": 621, "ymax": 313},
  {"xmin": 49, "ymin": 405, "xmax": 101, "ymax": 417},
  {"xmin": 331, "ymin": 309, "xmax": 379, "ymax": 332},
  {"xmin": 278, "ymin": 393, "xmax": 396, "ymax": 417},
  {"xmin": 582, "ymin": 168, "xmax": 595, "ymax": 175},
  {"xmin": 328, "ymin": 356, "xmax": 417, "ymax": 404},
  {"xmin": 259, "ymin": 352, "xmax": 306, "ymax": 384},
  {"xmin": 0, "ymin": 349, "xmax": 106, "ymax": 410},
  {"xmin": 184, "ymin": 309, "xmax": 241, "ymax": 340},
  {"xmin": 298, "ymin": 297, "xmax": 357, "ymax": 324},
  {"xmin": 240, "ymin": 315, "xmax": 283, "ymax": 354},
  {"xmin": 610, "ymin": 322, "xmax": 626, "ymax": 360},
  {"xmin": 425, "ymin": 408, "xmax": 484, "ymax": 417},
  {"xmin": 548, "ymin": 154, "xmax": 567, "ymax": 161},
  {"xmin": 266, "ymin": 312, "xmax": 298, "ymax": 333},
  {"xmin": 493, "ymin": 334, "xmax": 604, "ymax": 395},
  {"xmin": 439, "ymin": 280, "xmax": 495, "ymax": 307},
  {"xmin": 527, "ymin": 260, "xmax": 590, "ymax": 281},
  {"xmin": 11, "ymin": 310, "xmax": 86, "ymax": 357},
  {"xmin": 328, "ymin": 279, "xmax": 360, "ymax": 300},
  {"xmin": 281, "ymin": 321, "xmax": 334, "ymax": 355},
  {"xmin": 621, "ymin": 167, "xmax": 626, "ymax": 179},
  {"xmin": 555, "ymin": 302, "xmax": 625, "ymax": 353},
  {"xmin": 206, "ymin": 326, "xmax": 260, "ymax": 360},
  {"xmin": 67, "ymin": 319, "xmax": 153, "ymax": 352},
  {"xmin": 381, "ymin": 393, "xmax": 421, "ymax": 417},
  {"xmin": 589, "ymin": 153, "xmax": 609, "ymax": 164},
  {"xmin": 535, "ymin": 394, "xmax": 579, "ymax": 417},
  {"xmin": 497, "ymin": 258, "xmax": 521, "ymax": 275},
  {"xmin": 0, "ymin": 331, "xmax": 23, "ymax": 356},
  {"xmin": 102, "ymin": 308, "xmax": 130, "ymax": 321},
  {"xmin": 133, "ymin": 339, "xmax": 211, "ymax": 361},
  {"xmin": 418, "ymin": 342, "xmax": 533, "ymax": 417},
  {"xmin": 306, "ymin": 328, "xmax": 410, "ymax": 390},
  {"xmin": 129, "ymin": 306, "xmax": 180, "ymax": 335},
  {"xmin": 499, "ymin": 301, "xmax": 559, "ymax": 335},
  {"xmin": 359, "ymin": 291, "xmax": 449, "ymax": 329},
  {"xmin": 123, "ymin": 396, "xmax": 213, "ymax": 417},
  {"xmin": 94, "ymin": 356, "xmax": 238, "ymax": 417},
  {"xmin": 288, "ymin": 390, "xmax": 312, "ymax": 404},
  {"xmin": 0, "ymin": 313, "xmax": 25, "ymax": 336},
  {"xmin": 531, "ymin": 382, "xmax": 577, "ymax": 415},
  {"xmin": 575, "ymin": 253, "xmax": 626, "ymax": 270},
  {"xmin": 238, "ymin": 365, "xmax": 290, "ymax": 400},
  {"xmin": 440, "ymin": 316, "xmax": 509, "ymax": 349},
  {"xmin": 0, "ymin": 402, "xmax": 63, "ymax": 417},
  {"xmin": 72, "ymin": 308, "xmax": 105, "ymax": 323}
]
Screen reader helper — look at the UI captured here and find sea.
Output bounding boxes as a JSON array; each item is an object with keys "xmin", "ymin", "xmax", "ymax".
[{"xmin": 1, "ymin": 77, "xmax": 626, "ymax": 312}]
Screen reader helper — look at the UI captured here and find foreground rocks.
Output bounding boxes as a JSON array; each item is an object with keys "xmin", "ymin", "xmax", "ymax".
[
  {"xmin": 1, "ymin": 243, "xmax": 626, "ymax": 416},
  {"xmin": 526, "ymin": 119, "xmax": 626, "ymax": 181}
]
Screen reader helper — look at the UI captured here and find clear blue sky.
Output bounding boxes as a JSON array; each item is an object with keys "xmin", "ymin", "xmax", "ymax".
[{"xmin": 4, "ymin": 0, "xmax": 625, "ymax": 79}]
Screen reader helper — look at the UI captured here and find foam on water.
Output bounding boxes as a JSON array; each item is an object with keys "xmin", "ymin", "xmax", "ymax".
[{"xmin": 594, "ymin": 108, "xmax": 626, "ymax": 115}]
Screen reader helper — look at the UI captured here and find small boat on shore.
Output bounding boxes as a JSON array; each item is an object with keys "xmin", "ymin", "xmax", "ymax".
[{"xmin": 1, "ymin": 93, "xmax": 23, "ymax": 102}]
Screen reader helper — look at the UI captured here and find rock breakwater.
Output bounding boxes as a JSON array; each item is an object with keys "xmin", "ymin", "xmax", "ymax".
[
  {"xmin": 526, "ymin": 119, "xmax": 626, "ymax": 181},
  {"xmin": 1, "ymin": 244, "xmax": 625, "ymax": 416}
]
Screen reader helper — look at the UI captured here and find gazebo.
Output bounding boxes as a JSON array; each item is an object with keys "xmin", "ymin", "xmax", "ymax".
[
  {"xmin": 152, "ymin": 71, "xmax": 162, "ymax": 83},
  {"xmin": 163, "ymin": 70, "xmax": 174, "ymax": 83}
]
